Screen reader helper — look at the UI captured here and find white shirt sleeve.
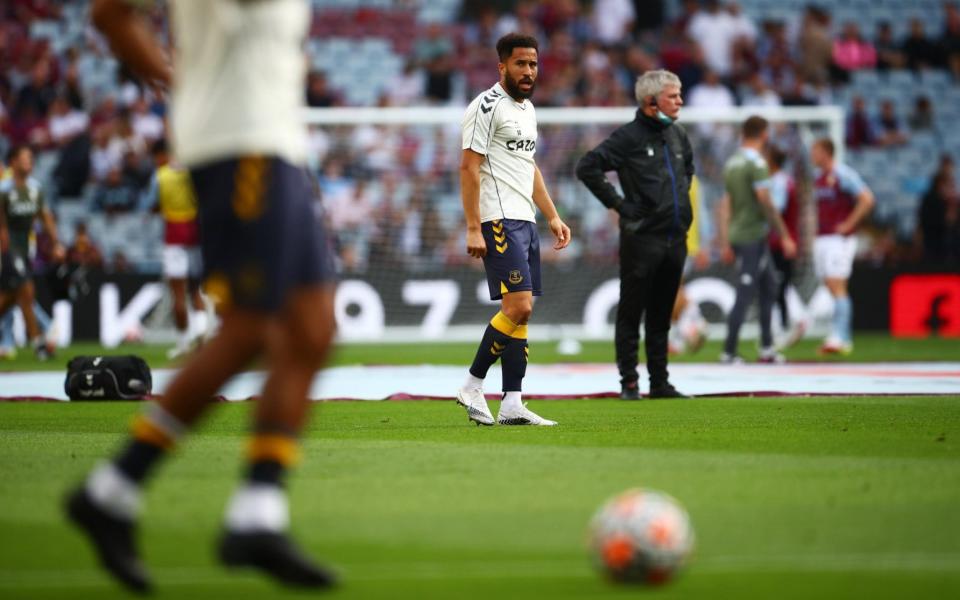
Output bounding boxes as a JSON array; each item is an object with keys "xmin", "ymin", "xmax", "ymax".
[{"xmin": 462, "ymin": 94, "xmax": 500, "ymax": 156}]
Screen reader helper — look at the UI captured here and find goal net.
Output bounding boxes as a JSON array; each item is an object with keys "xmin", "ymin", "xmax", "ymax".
[{"xmin": 304, "ymin": 105, "xmax": 844, "ymax": 344}]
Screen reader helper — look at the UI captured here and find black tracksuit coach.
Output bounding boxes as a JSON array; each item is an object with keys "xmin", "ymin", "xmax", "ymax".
[{"xmin": 576, "ymin": 108, "xmax": 694, "ymax": 395}]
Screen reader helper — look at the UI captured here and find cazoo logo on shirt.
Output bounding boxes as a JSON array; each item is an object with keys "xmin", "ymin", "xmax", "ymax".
[{"xmin": 506, "ymin": 139, "xmax": 536, "ymax": 152}]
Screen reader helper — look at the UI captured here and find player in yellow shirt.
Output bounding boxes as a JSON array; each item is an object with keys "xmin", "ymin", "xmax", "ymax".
[
  {"xmin": 669, "ymin": 175, "xmax": 710, "ymax": 355},
  {"xmin": 150, "ymin": 139, "xmax": 213, "ymax": 358}
]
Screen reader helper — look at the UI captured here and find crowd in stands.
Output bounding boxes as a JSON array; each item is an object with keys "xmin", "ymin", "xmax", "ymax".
[{"xmin": 1, "ymin": 0, "xmax": 959, "ymax": 275}]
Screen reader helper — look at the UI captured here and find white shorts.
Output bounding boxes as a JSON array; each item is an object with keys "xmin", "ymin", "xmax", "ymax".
[
  {"xmin": 162, "ymin": 245, "xmax": 202, "ymax": 280},
  {"xmin": 813, "ymin": 234, "xmax": 857, "ymax": 280}
]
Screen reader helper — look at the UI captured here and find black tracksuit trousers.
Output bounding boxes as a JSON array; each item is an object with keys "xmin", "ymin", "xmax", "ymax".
[{"xmin": 615, "ymin": 232, "xmax": 687, "ymax": 388}]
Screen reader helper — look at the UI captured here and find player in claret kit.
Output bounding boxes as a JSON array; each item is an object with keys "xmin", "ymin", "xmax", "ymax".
[
  {"xmin": 456, "ymin": 33, "xmax": 571, "ymax": 427},
  {"xmin": 809, "ymin": 138, "xmax": 875, "ymax": 355},
  {"xmin": 766, "ymin": 145, "xmax": 805, "ymax": 350}
]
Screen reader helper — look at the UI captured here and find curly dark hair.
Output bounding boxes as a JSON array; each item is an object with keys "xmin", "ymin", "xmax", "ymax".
[{"xmin": 496, "ymin": 33, "xmax": 538, "ymax": 62}]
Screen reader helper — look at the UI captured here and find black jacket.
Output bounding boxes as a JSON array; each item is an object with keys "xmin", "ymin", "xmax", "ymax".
[{"xmin": 576, "ymin": 109, "xmax": 695, "ymax": 237}]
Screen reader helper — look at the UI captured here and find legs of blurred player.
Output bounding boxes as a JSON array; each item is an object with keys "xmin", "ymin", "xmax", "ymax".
[
  {"xmin": 0, "ymin": 293, "xmax": 54, "ymax": 359},
  {"xmin": 822, "ymin": 277, "xmax": 853, "ymax": 354},
  {"xmin": 10, "ymin": 280, "xmax": 48, "ymax": 359},
  {"xmin": 220, "ymin": 285, "xmax": 336, "ymax": 587},
  {"xmin": 167, "ymin": 276, "xmax": 213, "ymax": 360},
  {"xmin": 722, "ymin": 241, "xmax": 782, "ymax": 364},
  {"xmin": 66, "ymin": 286, "xmax": 336, "ymax": 592},
  {"xmin": 190, "ymin": 286, "xmax": 214, "ymax": 340},
  {"xmin": 167, "ymin": 277, "xmax": 192, "ymax": 358},
  {"xmin": 814, "ymin": 235, "xmax": 857, "ymax": 355},
  {"xmin": 65, "ymin": 308, "xmax": 266, "ymax": 593},
  {"xmin": 669, "ymin": 285, "xmax": 707, "ymax": 356}
]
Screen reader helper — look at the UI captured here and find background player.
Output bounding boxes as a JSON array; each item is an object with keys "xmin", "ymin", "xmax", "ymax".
[
  {"xmin": 766, "ymin": 145, "xmax": 805, "ymax": 350},
  {"xmin": 0, "ymin": 145, "xmax": 64, "ymax": 361},
  {"xmin": 148, "ymin": 139, "xmax": 213, "ymax": 359},
  {"xmin": 669, "ymin": 174, "xmax": 710, "ymax": 356},
  {"xmin": 810, "ymin": 138, "xmax": 875, "ymax": 355},
  {"xmin": 717, "ymin": 116, "xmax": 797, "ymax": 364},
  {"xmin": 457, "ymin": 33, "xmax": 571, "ymax": 427},
  {"xmin": 67, "ymin": 0, "xmax": 337, "ymax": 591}
]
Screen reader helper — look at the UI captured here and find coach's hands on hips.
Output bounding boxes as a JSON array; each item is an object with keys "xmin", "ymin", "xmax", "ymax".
[
  {"xmin": 466, "ymin": 227, "xmax": 487, "ymax": 259},
  {"xmin": 549, "ymin": 217, "xmax": 571, "ymax": 251}
]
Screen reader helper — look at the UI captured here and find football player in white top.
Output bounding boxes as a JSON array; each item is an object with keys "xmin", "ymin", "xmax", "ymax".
[
  {"xmin": 456, "ymin": 33, "xmax": 571, "ymax": 427},
  {"xmin": 67, "ymin": 0, "xmax": 336, "ymax": 591}
]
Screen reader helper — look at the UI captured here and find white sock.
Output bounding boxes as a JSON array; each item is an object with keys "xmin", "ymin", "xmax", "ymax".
[
  {"xmin": 501, "ymin": 391, "xmax": 522, "ymax": 413},
  {"xmin": 224, "ymin": 484, "xmax": 289, "ymax": 533},
  {"xmin": 677, "ymin": 302, "xmax": 703, "ymax": 333},
  {"xmin": 189, "ymin": 311, "xmax": 208, "ymax": 340},
  {"xmin": 462, "ymin": 374, "xmax": 484, "ymax": 391},
  {"xmin": 201, "ymin": 292, "xmax": 218, "ymax": 339},
  {"xmin": 86, "ymin": 462, "xmax": 142, "ymax": 521}
]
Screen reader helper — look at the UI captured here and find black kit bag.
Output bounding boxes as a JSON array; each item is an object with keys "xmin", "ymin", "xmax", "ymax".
[{"xmin": 64, "ymin": 355, "xmax": 153, "ymax": 400}]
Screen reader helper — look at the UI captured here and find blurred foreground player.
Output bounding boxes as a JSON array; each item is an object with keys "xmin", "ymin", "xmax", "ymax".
[
  {"xmin": 457, "ymin": 33, "xmax": 571, "ymax": 427},
  {"xmin": 810, "ymin": 138, "xmax": 874, "ymax": 355},
  {"xmin": 67, "ymin": 0, "xmax": 337, "ymax": 592}
]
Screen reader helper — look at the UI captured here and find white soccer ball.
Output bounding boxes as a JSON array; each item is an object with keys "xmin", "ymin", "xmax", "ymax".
[{"xmin": 588, "ymin": 488, "xmax": 694, "ymax": 585}]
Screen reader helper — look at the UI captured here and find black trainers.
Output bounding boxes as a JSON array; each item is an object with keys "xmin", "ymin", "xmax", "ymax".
[
  {"xmin": 648, "ymin": 382, "xmax": 689, "ymax": 399},
  {"xmin": 64, "ymin": 487, "xmax": 152, "ymax": 594},
  {"xmin": 620, "ymin": 381, "xmax": 641, "ymax": 400},
  {"xmin": 218, "ymin": 530, "xmax": 337, "ymax": 588}
]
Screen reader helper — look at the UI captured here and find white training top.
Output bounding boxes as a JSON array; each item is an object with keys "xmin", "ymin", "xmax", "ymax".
[
  {"xmin": 461, "ymin": 82, "xmax": 538, "ymax": 224},
  {"xmin": 168, "ymin": 0, "xmax": 309, "ymax": 167}
]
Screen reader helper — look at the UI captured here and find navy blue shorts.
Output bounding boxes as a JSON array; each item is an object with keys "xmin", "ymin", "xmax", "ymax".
[
  {"xmin": 189, "ymin": 156, "xmax": 335, "ymax": 312},
  {"xmin": 481, "ymin": 218, "xmax": 541, "ymax": 300}
]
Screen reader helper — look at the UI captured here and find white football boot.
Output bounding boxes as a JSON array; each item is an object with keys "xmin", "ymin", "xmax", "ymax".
[
  {"xmin": 497, "ymin": 403, "xmax": 557, "ymax": 427},
  {"xmin": 456, "ymin": 388, "xmax": 494, "ymax": 426}
]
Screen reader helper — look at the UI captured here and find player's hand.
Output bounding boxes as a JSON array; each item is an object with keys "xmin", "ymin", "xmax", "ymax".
[
  {"xmin": 720, "ymin": 244, "xmax": 735, "ymax": 265},
  {"xmin": 614, "ymin": 200, "xmax": 645, "ymax": 221},
  {"xmin": 834, "ymin": 221, "xmax": 854, "ymax": 236},
  {"xmin": 465, "ymin": 228, "xmax": 487, "ymax": 259},
  {"xmin": 782, "ymin": 236, "xmax": 798, "ymax": 259},
  {"xmin": 550, "ymin": 217, "xmax": 571, "ymax": 250},
  {"xmin": 51, "ymin": 243, "xmax": 66, "ymax": 262}
]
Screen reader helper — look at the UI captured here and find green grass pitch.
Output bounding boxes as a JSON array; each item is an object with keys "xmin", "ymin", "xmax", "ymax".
[
  {"xmin": 0, "ymin": 333, "xmax": 957, "ymax": 372},
  {"xmin": 1, "ymin": 334, "xmax": 958, "ymax": 597},
  {"xmin": 1, "ymin": 396, "xmax": 959, "ymax": 599}
]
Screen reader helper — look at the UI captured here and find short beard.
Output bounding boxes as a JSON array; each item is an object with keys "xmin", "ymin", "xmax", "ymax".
[{"xmin": 503, "ymin": 74, "xmax": 535, "ymax": 100}]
